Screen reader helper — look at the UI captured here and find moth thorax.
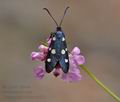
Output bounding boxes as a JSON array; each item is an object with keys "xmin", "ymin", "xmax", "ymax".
[{"xmin": 56, "ymin": 27, "xmax": 62, "ymax": 31}]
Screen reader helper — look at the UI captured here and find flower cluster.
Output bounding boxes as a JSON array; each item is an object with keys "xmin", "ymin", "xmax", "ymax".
[{"xmin": 31, "ymin": 40, "xmax": 85, "ymax": 82}]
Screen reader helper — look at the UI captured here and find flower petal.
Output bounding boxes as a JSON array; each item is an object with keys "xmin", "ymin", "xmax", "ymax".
[
  {"xmin": 33, "ymin": 66, "xmax": 45, "ymax": 80},
  {"xmin": 71, "ymin": 47, "xmax": 80, "ymax": 55},
  {"xmin": 31, "ymin": 52, "xmax": 46, "ymax": 61},
  {"xmin": 69, "ymin": 66, "xmax": 80, "ymax": 74},
  {"xmin": 69, "ymin": 58, "xmax": 78, "ymax": 69},
  {"xmin": 61, "ymin": 72, "xmax": 81, "ymax": 82},
  {"xmin": 38, "ymin": 45, "xmax": 48, "ymax": 53},
  {"xmin": 73, "ymin": 55, "xmax": 85, "ymax": 65},
  {"xmin": 61, "ymin": 60, "xmax": 82, "ymax": 82}
]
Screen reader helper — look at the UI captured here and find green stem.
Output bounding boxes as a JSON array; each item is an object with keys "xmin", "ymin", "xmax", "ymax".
[{"xmin": 80, "ymin": 65, "xmax": 120, "ymax": 102}]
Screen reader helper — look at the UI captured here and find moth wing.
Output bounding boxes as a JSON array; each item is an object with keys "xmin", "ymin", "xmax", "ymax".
[
  {"xmin": 59, "ymin": 51, "xmax": 69, "ymax": 73},
  {"xmin": 45, "ymin": 32, "xmax": 69, "ymax": 73},
  {"xmin": 45, "ymin": 41, "xmax": 57, "ymax": 73},
  {"xmin": 59, "ymin": 36, "xmax": 69, "ymax": 73}
]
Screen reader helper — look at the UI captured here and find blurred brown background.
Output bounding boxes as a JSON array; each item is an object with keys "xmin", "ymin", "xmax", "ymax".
[{"xmin": 0, "ymin": 0, "xmax": 120, "ymax": 102}]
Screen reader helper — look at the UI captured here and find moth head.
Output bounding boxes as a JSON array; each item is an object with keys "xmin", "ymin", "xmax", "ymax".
[{"xmin": 56, "ymin": 27, "xmax": 62, "ymax": 31}]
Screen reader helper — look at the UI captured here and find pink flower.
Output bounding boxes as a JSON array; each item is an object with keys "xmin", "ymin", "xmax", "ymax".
[
  {"xmin": 71, "ymin": 47, "xmax": 81, "ymax": 55},
  {"xmin": 61, "ymin": 71, "xmax": 81, "ymax": 82},
  {"xmin": 70, "ymin": 47, "xmax": 85, "ymax": 65},
  {"xmin": 31, "ymin": 44, "xmax": 48, "ymax": 61},
  {"xmin": 61, "ymin": 47, "xmax": 85, "ymax": 82},
  {"xmin": 31, "ymin": 52, "xmax": 46, "ymax": 61},
  {"xmin": 31, "ymin": 44, "xmax": 85, "ymax": 82},
  {"xmin": 61, "ymin": 65, "xmax": 81, "ymax": 82},
  {"xmin": 38, "ymin": 45, "xmax": 48, "ymax": 53},
  {"xmin": 33, "ymin": 66, "xmax": 45, "ymax": 80}
]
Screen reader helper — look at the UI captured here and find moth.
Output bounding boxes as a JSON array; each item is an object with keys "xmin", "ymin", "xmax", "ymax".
[{"xmin": 43, "ymin": 7, "xmax": 69, "ymax": 73}]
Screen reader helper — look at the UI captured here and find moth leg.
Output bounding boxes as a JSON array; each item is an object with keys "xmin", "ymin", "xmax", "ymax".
[
  {"xmin": 47, "ymin": 32, "xmax": 55, "ymax": 42},
  {"xmin": 50, "ymin": 32, "xmax": 55, "ymax": 38}
]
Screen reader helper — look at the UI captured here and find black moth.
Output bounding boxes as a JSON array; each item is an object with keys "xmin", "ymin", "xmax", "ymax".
[{"xmin": 43, "ymin": 7, "xmax": 69, "ymax": 73}]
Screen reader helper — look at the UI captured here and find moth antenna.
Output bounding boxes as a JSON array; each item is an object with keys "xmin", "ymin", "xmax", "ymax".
[
  {"xmin": 43, "ymin": 8, "xmax": 58, "ymax": 27},
  {"xmin": 59, "ymin": 7, "xmax": 70, "ymax": 27}
]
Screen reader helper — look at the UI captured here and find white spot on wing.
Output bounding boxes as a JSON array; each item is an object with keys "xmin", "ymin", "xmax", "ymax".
[
  {"xmin": 65, "ymin": 59, "xmax": 68, "ymax": 63},
  {"xmin": 53, "ymin": 37, "xmax": 56, "ymax": 41},
  {"xmin": 61, "ymin": 49, "xmax": 65, "ymax": 54},
  {"xmin": 47, "ymin": 58, "xmax": 51, "ymax": 62},
  {"xmin": 62, "ymin": 37, "xmax": 65, "ymax": 41},
  {"xmin": 51, "ymin": 49, "xmax": 56, "ymax": 54},
  {"xmin": 65, "ymin": 48, "xmax": 67, "ymax": 51}
]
